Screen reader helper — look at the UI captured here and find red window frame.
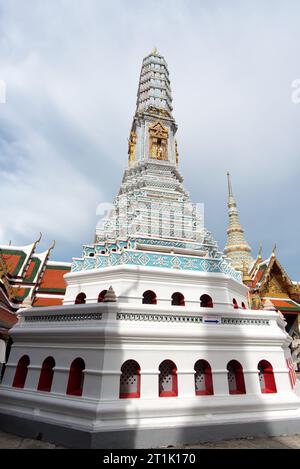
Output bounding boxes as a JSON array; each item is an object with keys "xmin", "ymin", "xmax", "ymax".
[
  {"xmin": 194, "ymin": 360, "xmax": 214, "ymax": 396},
  {"xmin": 159, "ymin": 360, "xmax": 178, "ymax": 397},
  {"xmin": 119, "ymin": 360, "xmax": 141, "ymax": 399}
]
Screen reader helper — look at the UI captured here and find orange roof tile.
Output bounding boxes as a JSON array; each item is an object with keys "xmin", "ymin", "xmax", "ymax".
[
  {"xmin": 38, "ymin": 265, "xmax": 70, "ymax": 291},
  {"xmin": 33, "ymin": 297, "xmax": 63, "ymax": 307},
  {"xmin": 271, "ymin": 299, "xmax": 300, "ymax": 312},
  {"xmin": 2, "ymin": 252, "xmax": 26, "ymax": 276}
]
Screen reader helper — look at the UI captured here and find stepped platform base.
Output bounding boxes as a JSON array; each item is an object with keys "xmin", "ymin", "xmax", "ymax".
[{"xmin": 1, "ymin": 412, "xmax": 300, "ymax": 448}]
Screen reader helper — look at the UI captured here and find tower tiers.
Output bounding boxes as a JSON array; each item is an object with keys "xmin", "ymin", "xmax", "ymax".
[
  {"xmin": 136, "ymin": 49, "xmax": 173, "ymax": 115},
  {"xmin": 71, "ymin": 51, "xmax": 241, "ymax": 284},
  {"xmin": 128, "ymin": 49, "xmax": 177, "ymax": 167}
]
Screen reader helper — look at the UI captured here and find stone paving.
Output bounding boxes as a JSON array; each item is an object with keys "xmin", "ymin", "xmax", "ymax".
[{"xmin": 1, "ymin": 430, "xmax": 300, "ymax": 449}]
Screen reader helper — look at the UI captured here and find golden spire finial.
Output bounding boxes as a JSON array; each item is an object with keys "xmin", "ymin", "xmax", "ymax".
[
  {"xmin": 152, "ymin": 47, "xmax": 158, "ymax": 55},
  {"xmin": 224, "ymin": 171, "xmax": 253, "ymax": 270},
  {"xmin": 272, "ymin": 243, "xmax": 277, "ymax": 257},
  {"xmin": 258, "ymin": 243, "xmax": 262, "ymax": 259},
  {"xmin": 226, "ymin": 171, "xmax": 233, "ymax": 198}
]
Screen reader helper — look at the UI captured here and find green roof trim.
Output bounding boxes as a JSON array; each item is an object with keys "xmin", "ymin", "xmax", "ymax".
[
  {"xmin": 25, "ymin": 257, "xmax": 41, "ymax": 282},
  {"xmin": 45, "ymin": 264, "xmax": 71, "ymax": 271},
  {"xmin": 37, "ymin": 287, "xmax": 66, "ymax": 293},
  {"xmin": 0, "ymin": 249, "xmax": 28, "ymax": 277}
]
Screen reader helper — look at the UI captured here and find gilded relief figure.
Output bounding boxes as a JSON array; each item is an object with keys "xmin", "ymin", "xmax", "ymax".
[
  {"xmin": 128, "ymin": 131, "xmax": 137, "ymax": 164},
  {"xmin": 149, "ymin": 121, "xmax": 168, "ymax": 161},
  {"xmin": 175, "ymin": 140, "xmax": 179, "ymax": 164}
]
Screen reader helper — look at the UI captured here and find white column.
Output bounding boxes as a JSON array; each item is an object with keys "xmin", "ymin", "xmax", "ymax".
[
  {"xmin": 140, "ymin": 371, "xmax": 158, "ymax": 399},
  {"xmin": 25, "ymin": 365, "xmax": 40, "ymax": 390},
  {"xmin": 178, "ymin": 370, "xmax": 195, "ymax": 397},
  {"xmin": 244, "ymin": 370, "xmax": 261, "ymax": 395},
  {"xmin": 82, "ymin": 369, "xmax": 102, "ymax": 399},
  {"xmin": 51, "ymin": 366, "xmax": 69, "ymax": 394},
  {"xmin": 0, "ymin": 363, "xmax": 15, "ymax": 386},
  {"xmin": 211, "ymin": 370, "xmax": 228, "ymax": 396},
  {"xmin": 100, "ymin": 371, "xmax": 120, "ymax": 400}
]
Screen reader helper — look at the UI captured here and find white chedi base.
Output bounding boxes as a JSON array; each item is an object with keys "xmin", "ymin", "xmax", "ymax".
[
  {"xmin": 63, "ymin": 264, "xmax": 248, "ymax": 307},
  {"xmin": 0, "ymin": 265, "xmax": 299, "ymax": 447}
]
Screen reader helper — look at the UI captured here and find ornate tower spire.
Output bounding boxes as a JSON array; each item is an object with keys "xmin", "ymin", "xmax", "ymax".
[
  {"xmin": 224, "ymin": 172, "xmax": 253, "ymax": 271},
  {"xmin": 136, "ymin": 49, "xmax": 173, "ymax": 116},
  {"xmin": 128, "ymin": 49, "xmax": 178, "ymax": 166}
]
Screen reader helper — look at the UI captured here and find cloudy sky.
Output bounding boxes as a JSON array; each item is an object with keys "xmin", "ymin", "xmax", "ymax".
[{"xmin": 0, "ymin": 0, "xmax": 299, "ymax": 278}]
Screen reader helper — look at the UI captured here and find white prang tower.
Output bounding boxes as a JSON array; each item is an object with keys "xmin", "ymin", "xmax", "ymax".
[{"xmin": 0, "ymin": 50, "xmax": 299, "ymax": 449}]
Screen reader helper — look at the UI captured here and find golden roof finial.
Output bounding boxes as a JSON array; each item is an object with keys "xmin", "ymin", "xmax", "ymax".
[
  {"xmin": 152, "ymin": 47, "xmax": 158, "ymax": 55},
  {"xmin": 48, "ymin": 240, "xmax": 56, "ymax": 254},
  {"xmin": 272, "ymin": 243, "xmax": 277, "ymax": 257},
  {"xmin": 32, "ymin": 232, "xmax": 42, "ymax": 253},
  {"xmin": 34, "ymin": 232, "xmax": 42, "ymax": 245}
]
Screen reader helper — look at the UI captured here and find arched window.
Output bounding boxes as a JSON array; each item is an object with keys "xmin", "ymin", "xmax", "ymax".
[
  {"xmin": 258, "ymin": 360, "xmax": 277, "ymax": 393},
  {"xmin": 227, "ymin": 360, "xmax": 246, "ymax": 394},
  {"xmin": 194, "ymin": 360, "xmax": 214, "ymax": 395},
  {"xmin": 119, "ymin": 360, "xmax": 141, "ymax": 398},
  {"xmin": 98, "ymin": 290, "xmax": 107, "ymax": 303},
  {"xmin": 66, "ymin": 358, "xmax": 85, "ymax": 396},
  {"xmin": 159, "ymin": 360, "xmax": 178, "ymax": 397},
  {"xmin": 12, "ymin": 355, "xmax": 30, "ymax": 388},
  {"xmin": 171, "ymin": 292, "xmax": 185, "ymax": 306},
  {"xmin": 37, "ymin": 357, "xmax": 55, "ymax": 392},
  {"xmin": 75, "ymin": 293, "xmax": 86, "ymax": 304},
  {"xmin": 200, "ymin": 294, "xmax": 213, "ymax": 308},
  {"xmin": 241, "ymin": 302, "xmax": 246, "ymax": 309},
  {"xmin": 142, "ymin": 290, "xmax": 157, "ymax": 305},
  {"xmin": 233, "ymin": 298, "xmax": 238, "ymax": 309}
]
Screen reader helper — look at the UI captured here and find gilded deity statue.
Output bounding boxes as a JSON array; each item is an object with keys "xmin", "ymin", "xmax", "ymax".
[
  {"xmin": 157, "ymin": 145, "xmax": 163, "ymax": 160},
  {"xmin": 128, "ymin": 131, "xmax": 137, "ymax": 164},
  {"xmin": 149, "ymin": 121, "xmax": 168, "ymax": 161},
  {"xmin": 175, "ymin": 140, "xmax": 179, "ymax": 165}
]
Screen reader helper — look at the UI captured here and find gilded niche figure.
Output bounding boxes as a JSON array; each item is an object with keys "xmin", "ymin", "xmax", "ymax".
[
  {"xmin": 175, "ymin": 139, "xmax": 179, "ymax": 165},
  {"xmin": 128, "ymin": 130, "xmax": 137, "ymax": 164},
  {"xmin": 149, "ymin": 121, "xmax": 168, "ymax": 161}
]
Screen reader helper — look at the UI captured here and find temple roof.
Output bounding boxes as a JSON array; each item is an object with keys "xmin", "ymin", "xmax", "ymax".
[
  {"xmin": 0, "ymin": 240, "xmax": 71, "ymax": 315},
  {"xmin": 250, "ymin": 251, "xmax": 300, "ymax": 304},
  {"xmin": 0, "ymin": 243, "xmax": 35, "ymax": 277},
  {"xmin": 267, "ymin": 298, "xmax": 300, "ymax": 313}
]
